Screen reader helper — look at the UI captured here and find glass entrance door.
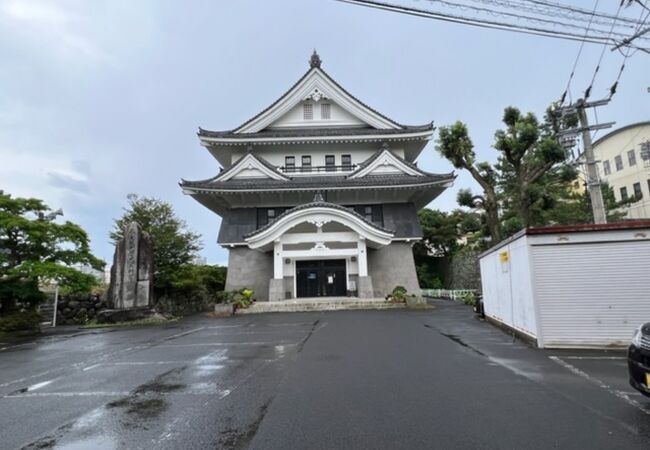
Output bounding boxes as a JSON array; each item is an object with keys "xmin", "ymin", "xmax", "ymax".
[{"xmin": 296, "ymin": 260, "xmax": 346, "ymax": 298}]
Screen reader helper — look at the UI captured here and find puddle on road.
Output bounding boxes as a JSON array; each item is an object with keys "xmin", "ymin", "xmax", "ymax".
[
  {"xmin": 107, "ymin": 397, "xmax": 167, "ymax": 420},
  {"xmin": 55, "ymin": 435, "xmax": 115, "ymax": 450}
]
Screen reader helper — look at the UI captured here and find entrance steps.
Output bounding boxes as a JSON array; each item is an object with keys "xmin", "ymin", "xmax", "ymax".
[{"xmin": 235, "ymin": 297, "xmax": 404, "ymax": 314}]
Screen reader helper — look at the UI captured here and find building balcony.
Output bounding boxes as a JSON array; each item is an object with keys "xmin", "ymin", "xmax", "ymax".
[{"xmin": 279, "ymin": 164, "xmax": 358, "ymax": 175}]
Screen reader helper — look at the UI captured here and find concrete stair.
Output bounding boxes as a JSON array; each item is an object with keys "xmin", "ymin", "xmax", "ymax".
[{"xmin": 235, "ymin": 297, "xmax": 405, "ymax": 314}]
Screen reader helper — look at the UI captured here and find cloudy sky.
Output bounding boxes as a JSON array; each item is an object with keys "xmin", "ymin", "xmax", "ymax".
[{"xmin": 1, "ymin": 0, "xmax": 648, "ymax": 266}]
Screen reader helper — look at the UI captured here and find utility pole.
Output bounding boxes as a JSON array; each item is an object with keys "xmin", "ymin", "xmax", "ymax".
[
  {"xmin": 557, "ymin": 98, "xmax": 614, "ymax": 224},
  {"xmin": 576, "ymin": 99, "xmax": 607, "ymax": 224}
]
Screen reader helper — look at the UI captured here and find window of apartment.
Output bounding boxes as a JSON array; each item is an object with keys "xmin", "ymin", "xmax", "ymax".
[
  {"xmin": 615, "ymin": 155, "xmax": 623, "ymax": 171},
  {"xmin": 628, "ymin": 149, "xmax": 637, "ymax": 166},
  {"xmin": 285, "ymin": 156, "xmax": 295, "ymax": 172},
  {"xmin": 633, "ymin": 182, "xmax": 643, "ymax": 199},
  {"xmin": 603, "ymin": 160, "xmax": 611, "ymax": 176},
  {"xmin": 303, "ymin": 103, "xmax": 313, "ymax": 120},
  {"xmin": 321, "ymin": 103, "xmax": 331, "ymax": 120},
  {"xmin": 620, "ymin": 186, "xmax": 628, "ymax": 201},
  {"xmin": 301, "ymin": 155, "xmax": 312, "ymax": 172},
  {"xmin": 341, "ymin": 154, "xmax": 352, "ymax": 170},
  {"xmin": 257, "ymin": 208, "xmax": 286, "ymax": 228},
  {"xmin": 325, "ymin": 155, "xmax": 335, "ymax": 172}
]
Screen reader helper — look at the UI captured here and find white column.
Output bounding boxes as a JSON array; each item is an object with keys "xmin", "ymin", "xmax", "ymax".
[
  {"xmin": 273, "ymin": 240, "xmax": 283, "ymax": 279},
  {"xmin": 357, "ymin": 238, "xmax": 368, "ymax": 277}
]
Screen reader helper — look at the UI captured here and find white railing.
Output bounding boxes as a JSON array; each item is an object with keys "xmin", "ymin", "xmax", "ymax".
[{"xmin": 421, "ymin": 289, "xmax": 478, "ymax": 301}]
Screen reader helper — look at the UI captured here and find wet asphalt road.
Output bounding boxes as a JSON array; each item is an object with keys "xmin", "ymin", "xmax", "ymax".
[{"xmin": 1, "ymin": 300, "xmax": 649, "ymax": 450}]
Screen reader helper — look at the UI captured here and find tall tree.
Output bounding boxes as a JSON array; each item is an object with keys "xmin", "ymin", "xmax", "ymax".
[
  {"xmin": 110, "ymin": 194, "xmax": 202, "ymax": 292},
  {"xmin": 0, "ymin": 191, "xmax": 104, "ymax": 314},
  {"xmin": 493, "ymin": 107, "xmax": 568, "ymax": 229},
  {"xmin": 436, "ymin": 123, "xmax": 502, "ymax": 243}
]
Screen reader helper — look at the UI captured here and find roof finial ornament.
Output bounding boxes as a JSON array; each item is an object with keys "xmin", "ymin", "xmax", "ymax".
[
  {"xmin": 313, "ymin": 192, "xmax": 324, "ymax": 203},
  {"xmin": 309, "ymin": 50, "xmax": 322, "ymax": 68},
  {"xmin": 381, "ymin": 142, "xmax": 390, "ymax": 151}
]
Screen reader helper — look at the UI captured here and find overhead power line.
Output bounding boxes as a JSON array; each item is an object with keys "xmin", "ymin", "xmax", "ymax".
[
  {"xmin": 335, "ymin": 0, "xmax": 650, "ymax": 49},
  {"xmin": 524, "ymin": 0, "xmax": 643, "ymax": 25},
  {"xmin": 468, "ymin": 0, "xmax": 644, "ymax": 30}
]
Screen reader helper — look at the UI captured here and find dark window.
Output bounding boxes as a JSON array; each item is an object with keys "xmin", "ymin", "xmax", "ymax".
[
  {"xmin": 603, "ymin": 160, "xmax": 610, "ymax": 176},
  {"xmin": 628, "ymin": 149, "xmax": 637, "ymax": 166},
  {"xmin": 301, "ymin": 155, "xmax": 311, "ymax": 171},
  {"xmin": 620, "ymin": 186, "xmax": 628, "ymax": 201},
  {"xmin": 615, "ymin": 155, "xmax": 623, "ymax": 171},
  {"xmin": 341, "ymin": 154, "xmax": 352, "ymax": 170},
  {"xmin": 285, "ymin": 156, "xmax": 295, "ymax": 172},
  {"xmin": 633, "ymin": 182, "xmax": 642, "ymax": 199},
  {"xmin": 325, "ymin": 155, "xmax": 335, "ymax": 172},
  {"xmin": 257, "ymin": 208, "xmax": 286, "ymax": 228},
  {"xmin": 353, "ymin": 205, "xmax": 383, "ymax": 226}
]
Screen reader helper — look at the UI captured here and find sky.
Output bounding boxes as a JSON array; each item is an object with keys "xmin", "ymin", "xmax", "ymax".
[{"xmin": 1, "ymin": 0, "xmax": 648, "ymax": 267}]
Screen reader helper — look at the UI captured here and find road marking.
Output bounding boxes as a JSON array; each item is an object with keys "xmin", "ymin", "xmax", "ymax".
[
  {"xmin": 549, "ymin": 356, "xmax": 650, "ymax": 416},
  {"xmin": 5, "ymin": 389, "xmax": 237, "ymax": 399},
  {"xmin": 559, "ymin": 356, "xmax": 626, "ymax": 360},
  {"xmin": 82, "ymin": 364, "xmax": 102, "ymax": 371},
  {"xmin": 5, "ymin": 391, "xmax": 131, "ymax": 398},
  {"xmin": 157, "ymin": 342, "xmax": 299, "ymax": 348}
]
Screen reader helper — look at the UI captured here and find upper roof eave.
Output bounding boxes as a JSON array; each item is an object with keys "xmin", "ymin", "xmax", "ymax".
[{"xmin": 197, "ymin": 124, "xmax": 434, "ymax": 146}]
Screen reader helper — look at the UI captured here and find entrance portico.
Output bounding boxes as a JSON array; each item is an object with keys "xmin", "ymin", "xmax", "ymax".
[{"xmin": 244, "ymin": 200, "xmax": 394, "ymax": 301}]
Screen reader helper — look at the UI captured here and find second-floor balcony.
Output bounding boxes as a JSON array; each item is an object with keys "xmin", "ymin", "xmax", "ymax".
[{"xmin": 279, "ymin": 164, "xmax": 359, "ymax": 175}]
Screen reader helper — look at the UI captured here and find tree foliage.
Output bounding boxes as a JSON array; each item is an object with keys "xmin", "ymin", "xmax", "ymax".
[
  {"xmin": 0, "ymin": 191, "xmax": 104, "ymax": 314},
  {"xmin": 110, "ymin": 194, "xmax": 202, "ymax": 292},
  {"xmin": 413, "ymin": 208, "xmax": 481, "ymax": 288},
  {"xmin": 436, "ymin": 105, "xmax": 623, "ymax": 246},
  {"xmin": 437, "ymin": 123, "xmax": 502, "ymax": 242}
]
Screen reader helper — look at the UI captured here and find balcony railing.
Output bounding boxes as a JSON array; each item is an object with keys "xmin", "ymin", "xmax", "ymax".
[{"xmin": 280, "ymin": 164, "xmax": 358, "ymax": 174}]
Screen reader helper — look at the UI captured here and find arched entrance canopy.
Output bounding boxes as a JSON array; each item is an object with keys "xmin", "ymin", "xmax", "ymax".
[{"xmin": 245, "ymin": 203, "xmax": 394, "ymax": 250}]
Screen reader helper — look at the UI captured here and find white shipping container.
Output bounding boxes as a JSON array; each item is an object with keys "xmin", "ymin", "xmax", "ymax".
[{"xmin": 479, "ymin": 222, "xmax": 650, "ymax": 348}]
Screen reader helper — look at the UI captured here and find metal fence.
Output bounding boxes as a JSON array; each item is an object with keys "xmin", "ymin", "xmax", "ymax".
[{"xmin": 421, "ymin": 289, "xmax": 478, "ymax": 301}]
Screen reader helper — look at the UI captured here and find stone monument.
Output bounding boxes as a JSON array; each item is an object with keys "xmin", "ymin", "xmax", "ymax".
[{"xmin": 108, "ymin": 222, "xmax": 154, "ymax": 310}]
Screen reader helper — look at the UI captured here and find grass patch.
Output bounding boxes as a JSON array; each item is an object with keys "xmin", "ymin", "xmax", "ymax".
[
  {"xmin": 406, "ymin": 303, "xmax": 434, "ymax": 310},
  {"xmin": 81, "ymin": 317, "xmax": 178, "ymax": 329}
]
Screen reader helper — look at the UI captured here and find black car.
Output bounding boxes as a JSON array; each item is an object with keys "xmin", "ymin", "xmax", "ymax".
[{"xmin": 628, "ymin": 322, "xmax": 650, "ymax": 397}]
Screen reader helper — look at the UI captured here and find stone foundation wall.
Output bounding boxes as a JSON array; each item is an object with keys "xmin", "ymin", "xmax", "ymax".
[
  {"xmin": 368, "ymin": 242, "xmax": 420, "ymax": 298},
  {"xmin": 225, "ymin": 247, "xmax": 273, "ymax": 302},
  {"xmin": 55, "ymin": 294, "xmax": 107, "ymax": 325}
]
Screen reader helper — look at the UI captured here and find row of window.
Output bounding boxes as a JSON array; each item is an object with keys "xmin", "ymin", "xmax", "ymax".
[
  {"xmin": 257, "ymin": 204, "xmax": 383, "ymax": 228},
  {"xmin": 303, "ymin": 102, "xmax": 330, "ymax": 120},
  {"xmin": 603, "ymin": 148, "xmax": 639, "ymax": 175},
  {"xmin": 284, "ymin": 154, "xmax": 352, "ymax": 171},
  {"xmin": 618, "ymin": 180, "xmax": 649, "ymax": 202}
]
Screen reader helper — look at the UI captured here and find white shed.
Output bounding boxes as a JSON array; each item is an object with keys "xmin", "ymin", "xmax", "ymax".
[{"xmin": 479, "ymin": 221, "xmax": 650, "ymax": 348}]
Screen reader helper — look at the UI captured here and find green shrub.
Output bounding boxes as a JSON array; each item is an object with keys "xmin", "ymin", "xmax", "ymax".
[
  {"xmin": 460, "ymin": 292, "xmax": 476, "ymax": 306},
  {"xmin": 386, "ymin": 286, "xmax": 408, "ymax": 303},
  {"xmin": 0, "ymin": 311, "xmax": 42, "ymax": 333}
]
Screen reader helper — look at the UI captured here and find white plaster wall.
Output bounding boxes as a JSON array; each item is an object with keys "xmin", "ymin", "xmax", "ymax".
[
  {"xmin": 231, "ymin": 143, "xmax": 405, "ymax": 168},
  {"xmin": 268, "ymin": 101, "xmax": 366, "ymax": 129}
]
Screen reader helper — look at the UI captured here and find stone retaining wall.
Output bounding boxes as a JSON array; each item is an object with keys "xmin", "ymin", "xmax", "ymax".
[{"xmin": 55, "ymin": 294, "xmax": 107, "ymax": 325}]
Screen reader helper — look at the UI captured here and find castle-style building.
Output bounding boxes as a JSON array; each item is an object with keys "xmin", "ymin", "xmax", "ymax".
[{"xmin": 181, "ymin": 52, "xmax": 453, "ymax": 301}]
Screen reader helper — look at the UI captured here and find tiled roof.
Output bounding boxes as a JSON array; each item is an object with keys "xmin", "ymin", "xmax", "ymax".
[
  {"xmin": 186, "ymin": 151, "xmax": 286, "ymax": 184},
  {"xmin": 197, "ymin": 123, "xmax": 433, "ymax": 139},
  {"xmin": 199, "ymin": 63, "xmax": 412, "ymax": 136},
  {"xmin": 181, "ymin": 173, "xmax": 454, "ymax": 191},
  {"xmin": 244, "ymin": 200, "xmax": 395, "ymax": 238}
]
